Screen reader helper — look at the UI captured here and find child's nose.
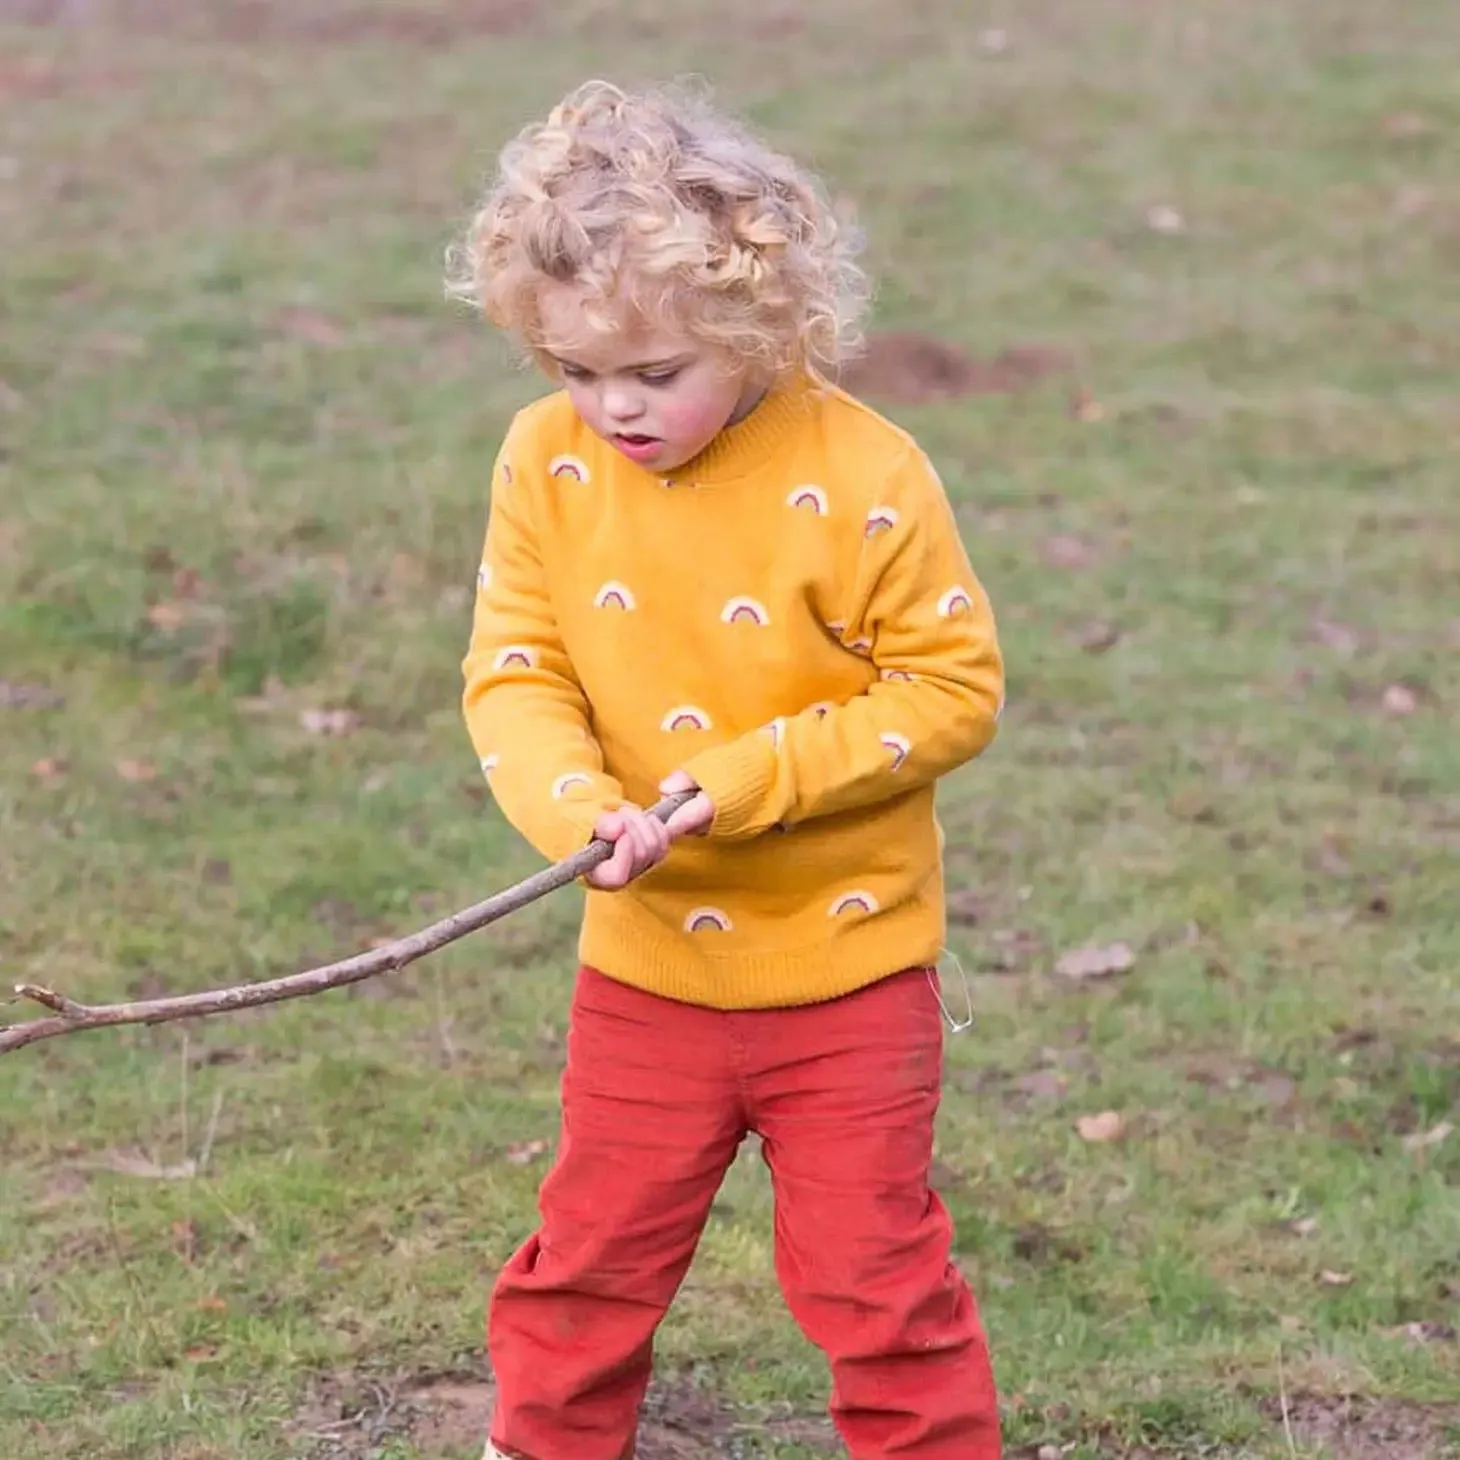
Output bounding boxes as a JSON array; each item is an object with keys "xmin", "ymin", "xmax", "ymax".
[{"xmin": 602, "ymin": 386, "xmax": 645, "ymax": 422}]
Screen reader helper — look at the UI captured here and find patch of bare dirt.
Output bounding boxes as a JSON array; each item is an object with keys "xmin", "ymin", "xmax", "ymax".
[
  {"xmin": 838, "ymin": 330, "xmax": 1074, "ymax": 406},
  {"xmin": 294, "ymin": 1365, "xmax": 836, "ymax": 1457},
  {"xmin": 1260, "ymin": 1393, "xmax": 1460, "ymax": 1460},
  {"xmin": 5, "ymin": 0, "xmax": 536, "ymax": 45}
]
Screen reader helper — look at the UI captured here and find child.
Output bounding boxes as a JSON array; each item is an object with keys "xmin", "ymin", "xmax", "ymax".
[{"xmin": 449, "ymin": 78, "xmax": 1006, "ymax": 1460}]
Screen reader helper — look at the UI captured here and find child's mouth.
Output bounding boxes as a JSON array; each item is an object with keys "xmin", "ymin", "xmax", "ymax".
[{"xmin": 613, "ymin": 432, "xmax": 662, "ymax": 461}]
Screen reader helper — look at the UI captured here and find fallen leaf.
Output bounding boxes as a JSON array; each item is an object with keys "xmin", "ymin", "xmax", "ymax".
[
  {"xmin": 1381, "ymin": 683, "xmax": 1419, "ymax": 716},
  {"xmin": 1319, "ymin": 1269, "xmax": 1353, "ymax": 1288},
  {"xmin": 1253, "ymin": 1071, "xmax": 1299, "ymax": 1109},
  {"xmin": 1042, "ymin": 533, "xmax": 1098, "ymax": 569},
  {"xmin": 1168, "ymin": 787, "xmax": 1218, "ymax": 824},
  {"xmin": 300, "ymin": 707, "xmax": 361, "ymax": 736},
  {"xmin": 1382, "ymin": 111, "xmax": 1433, "ymax": 140},
  {"xmin": 30, "ymin": 757, "xmax": 67, "ymax": 780},
  {"xmin": 88, "ymin": 331, "xmax": 146, "ymax": 358},
  {"xmin": 1146, "ymin": 203, "xmax": 1185, "ymax": 234},
  {"xmin": 145, "ymin": 600, "xmax": 189, "ymax": 632},
  {"xmin": 1403, "ymin": 1122, "xmax": 1453, "ymax": 1152},
  {"xmin": 197, "ymin": 1296, "xmax": 229, "ymax": 1314},
  {"xmin": 1010, "ymin": 1069, "xmax": 1068, "ymax": 1102},
  {"xmin": 1311, "ymin": 617, "xmax": 1361, "ymax": 653},
  {"xmin": 1315, "ymin": 834, "xmax": 1351, "ymax": 877},
  {"xmin": 115, "ymin": 759, "xmax": 157, "ymax": 783},
  {"xmin": 172, "ymin": 566, "xmax": 202, "ymax": 599},
  {"xmin": 1290, "ymin": 1217, "xmax": 1320, "ymax": 1238},
  {"xmin": 95, "ymin": 1149, "xmax": 198, "ymax": 1181},
  {"xmin": 275, "ymin": 307, "xmax": 345, "ymax": 347},
  {"xmin": 504, "ymin": 1139, "xmax": 549, "ymax": 1165},
  {"xmin": 1070, "ymin": 388, "xmax": 1105, "ymax": 423},
  {"xmin": 1055, "ymin": 942, "xmax": 1135, "ymax": 981},
  {"xmin": 172, "ymin": 1219, "xmax": 200, "ymax": 1262},
  {"xmin": 1076, "ymin": 620, "xmax": 1120, "ymax": 653},
  {"xmin": 184, "ymin": 1344, "xmax": 218, "ymax": 1363},
  {"xmin": 0, "ymin": 680, "xmax": 64, "ymax": 709},
  {"xmin": 1383, "ymin": 1321, "xmax": 1456, "ymax": 1344},
  {"xmin": 1395, "ymin": 185, "xmax": 1433, "ymax": 218},
  {"xmin": 1076, "ymin": 1110, "xmax": 1126, "ymax": 1143}
]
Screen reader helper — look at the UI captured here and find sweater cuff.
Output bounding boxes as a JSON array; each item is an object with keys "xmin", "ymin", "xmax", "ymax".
[
  {"xmin": 515, "ymin": 792, "xmax": 616, "ymax": 868},
  {"xmin": 678, "ymin": 734, "xmax": 779, "ymax": 839}
]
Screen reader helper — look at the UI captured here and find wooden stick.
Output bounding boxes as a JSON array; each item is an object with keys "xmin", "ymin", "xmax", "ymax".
[{"xmin": 1, "ymin": 791, "xmax": 695, "ymax": 1057}]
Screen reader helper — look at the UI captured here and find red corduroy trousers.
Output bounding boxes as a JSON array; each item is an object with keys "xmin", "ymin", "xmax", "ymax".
[{"xmin": 485, "ymin": 964, "xmax": 1001, "ymax": 1459}]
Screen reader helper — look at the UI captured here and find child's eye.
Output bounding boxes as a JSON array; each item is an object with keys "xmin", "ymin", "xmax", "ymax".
[
  {"xmin": 559, "ymin": 363, "xmax": 593, "ymax": 381},
  {"xmin": 640, "ymin": 369, "xmax": 680, "ymax": 386}
]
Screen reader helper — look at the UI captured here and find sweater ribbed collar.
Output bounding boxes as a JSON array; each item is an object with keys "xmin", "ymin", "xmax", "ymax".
[{"xmin": 658, "ymin": 370, "xmax": 817, "ymax": 487}]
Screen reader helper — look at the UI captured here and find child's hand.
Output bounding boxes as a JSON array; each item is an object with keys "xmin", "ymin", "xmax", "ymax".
[
  {"xmin": 586, "ymin": 804, "xmax": 671, "ymax": 890},
  {"xmin": 659, "ymin": 770, "xmax": 716, "ymax": 838}
]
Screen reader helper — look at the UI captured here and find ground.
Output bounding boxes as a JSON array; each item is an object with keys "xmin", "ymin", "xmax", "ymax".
[{"xmin": 1, "ymin": 0, "xmax": 1458, "ymax": 1456}]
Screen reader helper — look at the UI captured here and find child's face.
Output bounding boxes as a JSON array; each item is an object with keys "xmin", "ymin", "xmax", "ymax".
[{"xmin": 535, "ymin": 282, "xmax": 765, "ymax": 473}]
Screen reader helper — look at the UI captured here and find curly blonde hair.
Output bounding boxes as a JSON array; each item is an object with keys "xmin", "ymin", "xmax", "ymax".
[{"xmin": 445, "ymin": 79, "xmax": 870, "ymax": 379}]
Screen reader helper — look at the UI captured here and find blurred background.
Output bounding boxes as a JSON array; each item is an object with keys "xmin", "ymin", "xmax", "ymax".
[{"xmin": 1, "ymin": 3, "xmax": 1457, "ymax": 1457}]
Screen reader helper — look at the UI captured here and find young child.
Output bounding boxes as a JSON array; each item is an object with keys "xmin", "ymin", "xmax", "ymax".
[{"xmin": 449, "ymin": 78, "xmax": 1006, "ymax": 1460}]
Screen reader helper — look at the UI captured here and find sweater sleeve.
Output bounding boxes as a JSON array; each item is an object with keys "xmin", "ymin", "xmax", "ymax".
[
  {"xmin": 676, "ymin": 443, "xmax": 1004, "ymax": 839},
  {"xmin": 461, "ymin": 423, "xmax": 625, "ymax": 864}
]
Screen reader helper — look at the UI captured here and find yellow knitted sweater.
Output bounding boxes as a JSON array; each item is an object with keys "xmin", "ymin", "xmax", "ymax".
[{"xmin": 461, "ymin": 371, "xmax": 1004, "ymax": 1010}]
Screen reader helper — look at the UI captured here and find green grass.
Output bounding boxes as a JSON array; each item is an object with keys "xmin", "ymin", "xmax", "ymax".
[{"xmin": 2, "ymin": 2, "xmax": 1458, "ymax": 1456}]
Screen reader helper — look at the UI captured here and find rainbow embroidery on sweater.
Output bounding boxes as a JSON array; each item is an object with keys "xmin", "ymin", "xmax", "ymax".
[
  {"xmin": 593, "ymin": 581, "xmax": 636, "ymax": 610},
  {"xmin": 551, "ymin": 772, "xmax": 592, "ymax": 798},
  {"xmin": 494, "ymin": 645, "xmax": 537, "ymax": 670},
  {"xmin": 662, "ymin": 706, "xmax": 712, "ymax": 732},
  {"xmin": 938, "ymin": 586, "xmax": 974, "ymax": 618},
  {"xmin": 548, "ymin": 454, "xmax": 590, "ymax": 482},
  {"xmin": 829, "ymin": 891, "xmax": 880, "ymax": 917},
  {"xmin": 880, "ymin": 732, "xmax": 911, "ymax": 770},
  {"xmin": 865, "ymin": 506, "xmax": 898, "ymax": 537},
  {"xmin": 786, "ymin": 484, "xmax": 828, "ymax": 515},
  {"xmin": 685, "ymin": 907, "xmax": 733, "ymax": 932},
  {"xmin": 721, "ymin": 596, "xmax": 770, "ymax": 626}
]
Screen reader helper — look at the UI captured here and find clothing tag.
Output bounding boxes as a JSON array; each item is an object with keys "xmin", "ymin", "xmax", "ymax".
[{"xmin": 928, "ymin": 949, "xmax": 974, "ymax": 1035}]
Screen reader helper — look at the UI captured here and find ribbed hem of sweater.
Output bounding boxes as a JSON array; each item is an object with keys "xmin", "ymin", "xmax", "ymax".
[{"xmin": 576, "ymin": 882, "xmax": 947, "ymax": 1010}]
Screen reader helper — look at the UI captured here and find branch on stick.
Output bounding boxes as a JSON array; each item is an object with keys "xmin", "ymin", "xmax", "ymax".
[{"xmin": 1, "ymin": 790, "xmax": 695, "ymax": 1057}]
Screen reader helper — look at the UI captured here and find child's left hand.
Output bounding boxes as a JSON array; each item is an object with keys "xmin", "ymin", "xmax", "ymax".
[{"xmin": 658, "ymin": 770, "xmax": 715, "ymax": 838}]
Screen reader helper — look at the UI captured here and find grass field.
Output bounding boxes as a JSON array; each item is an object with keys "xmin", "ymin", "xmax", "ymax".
[{"xmin": 2, "ymin": 1, "xmax": 1458, "ymax": 1456}]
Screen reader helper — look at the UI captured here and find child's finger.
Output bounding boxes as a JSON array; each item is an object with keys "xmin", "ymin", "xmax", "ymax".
[
  {"xmin": 590, "ymin": 836, "xmax": 633, "ymax": 889},
  {"xmin": 624, "ymin": 808, "xmax": 665, "ymax": 869}
]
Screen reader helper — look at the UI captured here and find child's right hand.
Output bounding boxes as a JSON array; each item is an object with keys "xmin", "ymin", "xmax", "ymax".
[{"xmin": 585, "ymin": 804, "xmax": 671, "ymax": 890}]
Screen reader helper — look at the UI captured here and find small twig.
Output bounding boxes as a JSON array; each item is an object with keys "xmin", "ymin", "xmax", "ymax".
[
  {"xmin": 14, "ymin": 985, "xmax": 88, "ymax": 1018},
  {"xmin": 1, "ymin": 791, "xmax": 695, "ymax": 1057},
  {"xmin": 1277, "ymin": 1340, "xmax": 1298, "ymax": 1457},
  {"xmin": 196, "ymin": 1088, "xmax": 224, "ymax": 1175}
]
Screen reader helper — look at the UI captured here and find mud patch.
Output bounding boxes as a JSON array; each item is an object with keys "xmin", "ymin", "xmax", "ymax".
[
  {"xmin": 1260, "ymin": 1393, "xmax": 1460, "ymax": 1460},
  {"xmin": 5, "ymin": 0, "xmax": 536, "ymax": 45},
  {"xmin": 294, "ymin": 1365, "xmax": 837, "ymax": 1457},
  {"xmin": 838, "ymin": 330, "xmax": 1073, "ymax": 406}
]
